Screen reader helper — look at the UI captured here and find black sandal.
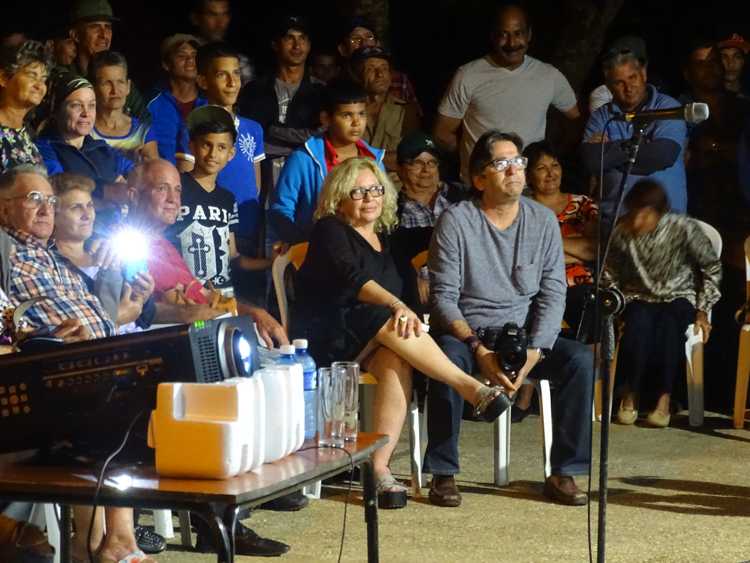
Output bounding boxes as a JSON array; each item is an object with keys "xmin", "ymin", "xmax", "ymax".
[
  {"xmin": 474, "ymin": 386, "xmax": 513, "ymax": 422},
  {"xmin": 376, "ymin": 474, "xmax": 408, "ymax": 509}
]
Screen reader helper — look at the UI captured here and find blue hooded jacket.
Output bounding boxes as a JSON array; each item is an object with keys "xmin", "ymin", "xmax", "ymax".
[
  {"xmin": 36, "ymin": 133, "xmax": 133, "ymax": 196},
  {"xmin": 269, "ymin": 134, "xmax": 385, "ymax": 243}
]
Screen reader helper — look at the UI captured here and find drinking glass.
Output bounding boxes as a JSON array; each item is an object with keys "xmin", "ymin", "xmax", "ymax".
[
  {"xmin": 318, "ymin": 367, "xmax": 345, "ymax": 448},
  {"xmin": 332, "ymin": 361, "xmax": 359, "ymax": 441}
]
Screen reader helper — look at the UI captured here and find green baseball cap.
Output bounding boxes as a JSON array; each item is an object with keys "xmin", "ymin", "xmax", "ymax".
[
  {"xmin": 70, "ymin": 0, "xmax": 119, "ymax": 24},
  {"xmin": 397, "ymin": 131, "xmax": 441, "ymax": 164}
]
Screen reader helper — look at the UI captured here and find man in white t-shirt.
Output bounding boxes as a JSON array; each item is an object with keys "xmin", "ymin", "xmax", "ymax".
[{"xmin": 434, "ymin": 4, "xmax": 580, "ymax": 181}]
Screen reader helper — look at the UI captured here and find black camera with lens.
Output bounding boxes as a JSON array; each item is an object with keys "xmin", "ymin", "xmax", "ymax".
[{"xmin": 477, "ymin": 322, "xmax": 528, "ymax": 378}]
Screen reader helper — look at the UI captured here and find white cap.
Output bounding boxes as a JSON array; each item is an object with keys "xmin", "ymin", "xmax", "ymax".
[
  {"xmin": 279, "ymin": 344, "xmax": 296, "ymax": 355},
  {"xmin": 292, "ymin": 338, "xmax": 308, "ymax": 349}
]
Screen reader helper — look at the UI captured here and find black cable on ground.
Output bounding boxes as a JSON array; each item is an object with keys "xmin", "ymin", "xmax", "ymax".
[
  {"xmin": 297, "ymin": 444, "xmax": 355, "ymax": 563},
  {"xmin": 87, "ymin": 410, "xmax": 146, "ymax": 563}
]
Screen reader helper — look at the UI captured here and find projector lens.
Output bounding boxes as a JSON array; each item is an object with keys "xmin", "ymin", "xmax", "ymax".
[{"xmin": 232, "ymin": 331, "xmax": 252, "ymax": 377}]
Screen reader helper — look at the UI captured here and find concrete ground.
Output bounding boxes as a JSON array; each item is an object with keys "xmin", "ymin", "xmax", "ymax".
[{"xmin": 149, "ymin": 411, "xmax": 750, "ymax": 563}]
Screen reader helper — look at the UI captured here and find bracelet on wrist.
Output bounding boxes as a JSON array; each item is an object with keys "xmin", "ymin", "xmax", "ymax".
[
  {"xmin": 463, "ymin": 334, "xmax": 482, "ymax": 354},
  {"xmin": 388, "ymin": 299, "xmax": 403, "ymax": 310}
]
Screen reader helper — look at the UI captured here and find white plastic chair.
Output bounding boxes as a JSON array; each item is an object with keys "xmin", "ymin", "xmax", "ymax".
[
  {"xmin": 31, "ymin": 503, "xmax": 61, "ymax": 563},
  {"xmin": 682, "ymin": 220, "xmax": 721, "ymax": 427},
  {"xmin": 493, "ymin": 379, "xmax": 553, "ymax": 486},
  {"xmin": 416, "ymin": 379, "xmax": 553, "ymax": 489},
  {"xmin": 601, "ymin": 219, "xmax": 721, "ymax": 427},
  {"xmin": 734, "ymin": 237, "xmax": 750, "ymax": 429},
  {"xmin": 271, "ymin": 243, "xmax": 309, "ymax": 333}
]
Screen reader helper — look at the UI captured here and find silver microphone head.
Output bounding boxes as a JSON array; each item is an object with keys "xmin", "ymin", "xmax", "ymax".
[{"xmin": 684, "ymin": 102, "xmax": 709, "ymax": 124}]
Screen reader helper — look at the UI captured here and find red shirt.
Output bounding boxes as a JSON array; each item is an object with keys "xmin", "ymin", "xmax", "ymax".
[
  {"xmin": 148, "ymin": 235, "xmax": 208, "ymax": 304},
  {"xmin": 175, "ymin": 99, "xmax": 198, "ymax": 121},
  {"xmin": 323, "ymin": 136, "xmax": 377, "ymax": 173}
]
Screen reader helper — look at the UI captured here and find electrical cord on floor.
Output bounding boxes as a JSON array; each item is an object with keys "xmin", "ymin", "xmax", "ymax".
[
  {"xmin": 296, "ymin": 445, "xmax": 355, "ymax": 563},
  {"xmin": 587, "ymin": 115, "xmax": 618, "ymax": 563},
  {"xmin": 87, "ymin": 410, "xmax": 146, "ymax": 563}
]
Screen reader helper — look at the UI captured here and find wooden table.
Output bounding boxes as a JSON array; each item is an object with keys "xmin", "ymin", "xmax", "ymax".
[{"xmin": 0, "ymin": 433, "xmax": 388, "ymax": 563}]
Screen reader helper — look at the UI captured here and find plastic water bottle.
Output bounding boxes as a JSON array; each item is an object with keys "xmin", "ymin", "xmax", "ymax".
[
  {"xmin": 293, "ymin": 339, "xmax": 318, "ymax": 440},
  {"xmin": 276, "ymin": 344, "xmax": 305, "ymax": 451}
]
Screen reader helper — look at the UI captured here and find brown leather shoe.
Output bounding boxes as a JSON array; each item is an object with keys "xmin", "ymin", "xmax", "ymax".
[
  {"xmin": 428, "ymin": 475, "xmax": 462, "ymax": 507},
  {"xmin": 543, "ymin": 475, "xmax": 588, "ymax": 506},
  {"xmin": 0, "ymin": 519, "xmax": 54, "ymax": 563}
]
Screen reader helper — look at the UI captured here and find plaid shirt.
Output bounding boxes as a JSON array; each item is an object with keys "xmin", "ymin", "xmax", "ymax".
[
  {"xmin": 398, "ymin": 182, "xmax": 454, "ymax": 229},
  {"xmin": 1, "ymin": 287, "xmax": 11, "ymax": 343},
  {"xmin": 390, "ymin": 70, "xmax": 419, "ymax": 106},
  {"xmin": 6, "ymin": 228, "xmax": 115, "ymax": 338}
]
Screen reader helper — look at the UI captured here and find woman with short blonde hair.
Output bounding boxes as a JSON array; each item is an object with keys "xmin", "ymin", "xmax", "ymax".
[
  {"xmin": 315, "ymin": 157, "xmax": 399, "ymax": 233},
  {"xmin": 297, "ymin": 157, "xmax": 508, "ymax": 509}
]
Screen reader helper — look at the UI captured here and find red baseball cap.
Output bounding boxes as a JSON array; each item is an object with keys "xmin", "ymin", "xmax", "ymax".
[{"xmin": 718, "ymin": 33, "xmax": 750, "ymax": 54}]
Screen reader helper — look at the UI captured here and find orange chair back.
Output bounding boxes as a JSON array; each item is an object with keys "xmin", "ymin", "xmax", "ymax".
[
  {"xmin": 410, "ymin": 250, "xmax": 429, "ymax": 272},
  {"xmin": 289, "ymin": 242, "xmax": 309, "ymax": 270}
]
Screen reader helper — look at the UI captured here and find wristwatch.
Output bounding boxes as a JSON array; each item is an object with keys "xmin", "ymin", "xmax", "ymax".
[
  {"xmin": 463, "ymin": 334, "xmax": 482, "ymax": 354},
  {"xmin": 531, "ymin": 347, "xmax": 549, "ymax": 362}
]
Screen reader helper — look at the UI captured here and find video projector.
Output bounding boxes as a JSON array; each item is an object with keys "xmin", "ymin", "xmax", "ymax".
[{"xmin": 0, "ymin": 316, "xmax": 259, "ymax": 454}]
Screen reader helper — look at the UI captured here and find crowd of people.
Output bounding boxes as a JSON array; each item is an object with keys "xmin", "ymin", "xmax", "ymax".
[{"xmin": 1, "ymin": 0, "xmax": 749, "ymax": 561}]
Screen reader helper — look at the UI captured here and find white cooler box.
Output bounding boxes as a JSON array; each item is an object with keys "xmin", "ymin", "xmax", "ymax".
[{"xmin": 147, "ymin": 366, "xmax": 305, "ymax": 479}]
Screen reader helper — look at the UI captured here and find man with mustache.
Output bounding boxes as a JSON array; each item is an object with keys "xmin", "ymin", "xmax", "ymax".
[{"xmin": 434, "ymin": 4, "xmax": 580, "ymax": 182}]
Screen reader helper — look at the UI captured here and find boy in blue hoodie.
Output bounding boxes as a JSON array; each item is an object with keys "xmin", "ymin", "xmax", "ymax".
[{"xmin": 268, "ymin": 79, "xmax": 385, "ymax": 243}]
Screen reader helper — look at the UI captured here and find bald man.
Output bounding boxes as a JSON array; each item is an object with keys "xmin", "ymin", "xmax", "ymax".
[{"xmin": 123, "ymin": 159, "xmax": 288, "ymax": 347}]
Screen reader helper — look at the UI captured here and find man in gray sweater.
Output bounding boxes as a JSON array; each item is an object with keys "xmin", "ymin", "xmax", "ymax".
[{"xmin": 424, "ymin": 130, "xmax": 593, "ymax": 507}]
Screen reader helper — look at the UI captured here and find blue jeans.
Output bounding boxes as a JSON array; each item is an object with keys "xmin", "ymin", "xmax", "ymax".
[{"xmin": 423, "ymin": 335, "xmax": 593, "ymax": 477}]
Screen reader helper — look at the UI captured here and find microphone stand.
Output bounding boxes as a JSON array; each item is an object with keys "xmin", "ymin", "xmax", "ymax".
[{"xmin": 595, "ymin": 120, "xmax": 648, "ymax": 563}]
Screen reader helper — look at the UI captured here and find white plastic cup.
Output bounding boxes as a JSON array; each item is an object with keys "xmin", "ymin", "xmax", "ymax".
[
  {"xmin": 318, "ymin": 367, "xmax": 345, "ymax": 448},
  {"xmin": 331, "ymin": 361, "xmax": 359, "ymax": 442}
]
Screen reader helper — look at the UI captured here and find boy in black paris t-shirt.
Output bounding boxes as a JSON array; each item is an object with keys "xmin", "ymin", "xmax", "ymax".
[{"xmin": 167, "ymin": 105, "xmax": 273, "ymax": 295}]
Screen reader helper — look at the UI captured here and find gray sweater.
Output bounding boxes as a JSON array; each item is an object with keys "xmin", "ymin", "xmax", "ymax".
[{"xmin": 428, "ymin": 197, "xmax": 566, "ymax": 349}]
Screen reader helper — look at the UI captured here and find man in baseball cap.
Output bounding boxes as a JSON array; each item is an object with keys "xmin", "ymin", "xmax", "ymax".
[
  {"xmin": 146, "ymin": 34, "xmax": 207, "ymax": 163},
  {"xmin": 718, "ymin": 33, "xmax": 750, "ymax": 97},
  {"xmin": 68, "ymin": 0, "xmax": 117, "ymax": 74},
  {"xmin": 239, "ymin": 13, "xmax": 324, "ymax": 205},
  {"xmin": 392, "ymin": 130, "xmax": 468, "ymax": 311},
  {"xmin": 351, "ymin": 46, "xmax": 420, "ymax": 172},
  {"xmin": 335, "ymin": 15, "xmax": 420, "ymax": 108},
  {"xmin": 60, "ymin": 0, "xmax": 150, "ymax": 123}
]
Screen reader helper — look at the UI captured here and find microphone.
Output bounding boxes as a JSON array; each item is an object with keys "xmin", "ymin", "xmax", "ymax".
[{"xmin": 614, "ymin": 102, "xmax": 709, "ymax": 125}]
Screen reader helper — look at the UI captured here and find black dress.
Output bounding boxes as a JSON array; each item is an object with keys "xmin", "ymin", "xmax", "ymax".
[{"xmin": 295, "ymin": 216, "xmax": 403, "ymax": 365}]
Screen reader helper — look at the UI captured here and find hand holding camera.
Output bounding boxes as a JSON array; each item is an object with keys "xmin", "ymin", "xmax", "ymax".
[{"xmin": 476, "ymin": 323, "xmax": 531, "ymax": 394}]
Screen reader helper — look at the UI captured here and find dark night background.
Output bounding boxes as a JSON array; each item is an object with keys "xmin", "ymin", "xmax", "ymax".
[
  {"xmin": 3, "ymin": 0, "xmax": 749, "ymax": 413},
  {"xmin": 3, "ymin": 0, "xmax": 749, "ymax": 123}
]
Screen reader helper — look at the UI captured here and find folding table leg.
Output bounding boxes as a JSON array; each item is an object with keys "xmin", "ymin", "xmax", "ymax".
[
  {"xmin": 200, "ymin": 504, "xmax": 237, "ymax": 563},
  {"xmin": 361, "ymin": 460, "xmax": 380, "ymax": 563},
  {"xmin": 59, "ymin": 505, "xmax": 72, "ymax": 563}
]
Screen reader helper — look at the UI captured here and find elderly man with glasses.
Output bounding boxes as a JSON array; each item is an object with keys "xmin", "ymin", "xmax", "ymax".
[
  {"xmin": 0, "ymin": 165, "xmax": 114, "ymax": 338},
  {"xmin": 422, "ymin": 130, "xmax": 593, "ymax": 508}
]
